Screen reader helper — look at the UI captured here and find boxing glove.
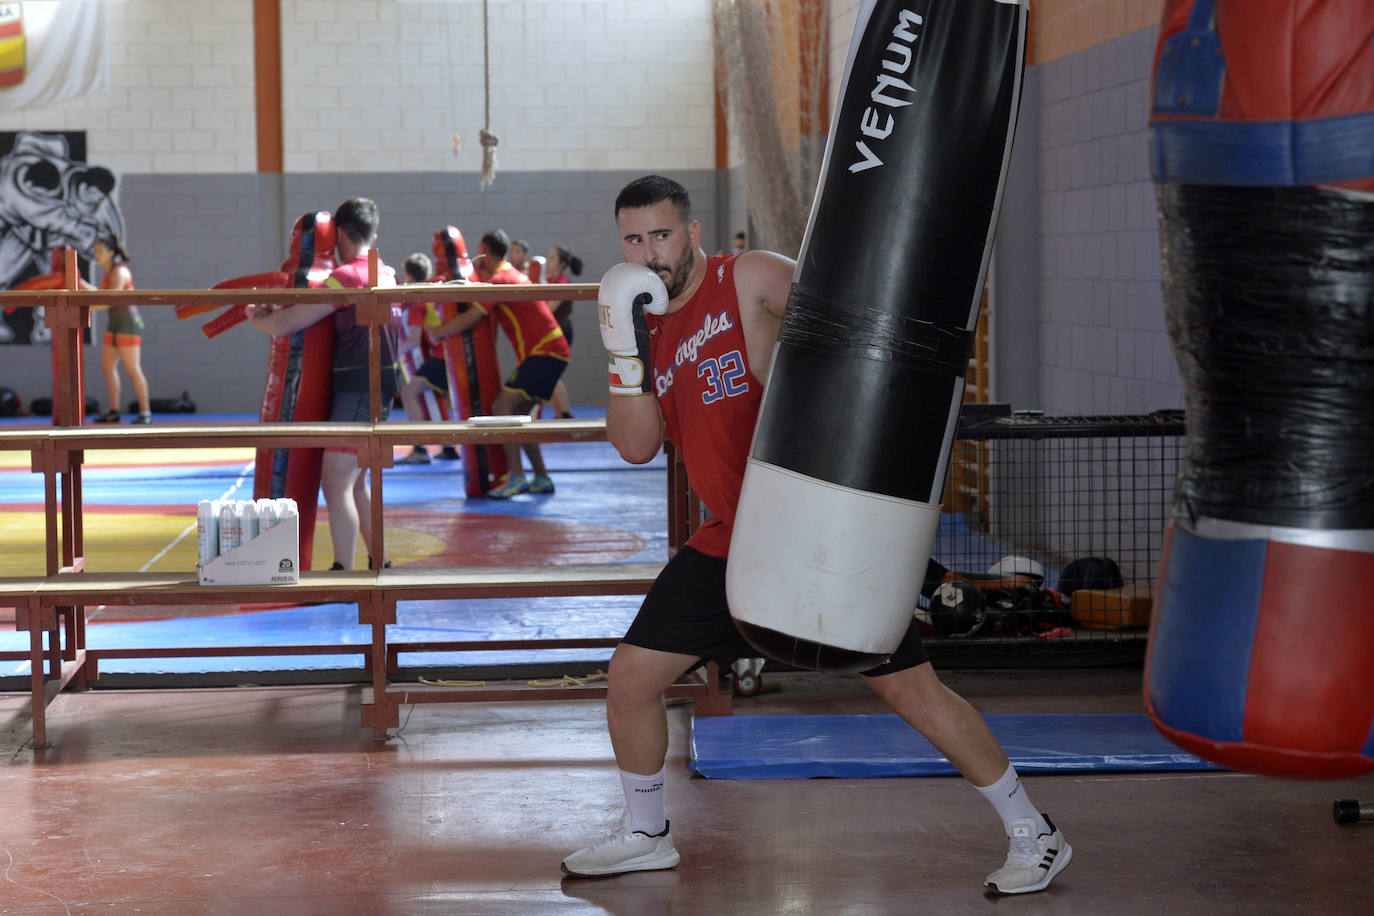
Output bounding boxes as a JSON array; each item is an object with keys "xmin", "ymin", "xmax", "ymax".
[{"xmin": 598, "ymin": 262, "xmax": 669, "ymax": 396}]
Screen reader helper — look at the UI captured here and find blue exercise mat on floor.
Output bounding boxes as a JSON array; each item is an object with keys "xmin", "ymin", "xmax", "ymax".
[{"xmin": 688, "ymin": 713, "xmax": 1223, "ymax": 778}]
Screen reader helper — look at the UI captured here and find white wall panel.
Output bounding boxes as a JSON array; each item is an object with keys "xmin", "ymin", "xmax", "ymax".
[
  {"xmin": 0, "ymin": 1, "xmax": 258, "ymax": 175},
  {"xmin": 282, "ymin": 0, "xmax": 715, "ymax": 174}
]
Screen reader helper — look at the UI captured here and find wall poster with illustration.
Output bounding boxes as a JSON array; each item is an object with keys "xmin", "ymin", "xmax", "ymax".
[{"xmin": 0, "ymin": 130, "xmax": 124, "ymax": 346}]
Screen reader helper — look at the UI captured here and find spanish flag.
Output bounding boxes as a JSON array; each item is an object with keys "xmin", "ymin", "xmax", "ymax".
[
  {"xmin": 0, "ymin": 1, "xmax": 107, "ymax": 109},
  {"xmin": 0, "ymin": 3, "xmax": 22, "ymax": 89}
]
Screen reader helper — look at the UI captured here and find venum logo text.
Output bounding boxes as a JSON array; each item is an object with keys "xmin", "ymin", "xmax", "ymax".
[{"xmin": 849, "ymin": 9, "xmax": 923, "ymax": 173}]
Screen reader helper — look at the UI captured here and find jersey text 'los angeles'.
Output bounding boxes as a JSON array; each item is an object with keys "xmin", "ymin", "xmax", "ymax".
[{"xmin": 648, "ymin": 254, "xmax": 762, "ymax": 558}]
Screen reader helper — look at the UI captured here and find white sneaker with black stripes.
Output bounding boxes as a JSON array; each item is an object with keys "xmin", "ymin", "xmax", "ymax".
[
  {"xmin": 983, "ymin": 813, "xmax": 1072, "ymax": 895},
  {"xmin": 561, "ymin": 818, "xmax": 679, "ymax": 878}
]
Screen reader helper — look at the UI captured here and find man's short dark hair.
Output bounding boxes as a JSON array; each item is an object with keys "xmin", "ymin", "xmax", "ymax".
[
  {"xmin": 615, "ymin": 174, "xmax": 692, "ymax": 224},
  {"xmin": 511, "ymin": 238, "xmax": 530, "ymax": 254},
  {"xmin": 335, "ymin": 197, "xmax": 380, "ymax": 245},
  {"xmin": 481, "ymin": 229, "xmax": 510, "ymax": 260},
  {"xmin": 403, "ymin": 252, "xmax": 432, "ymax": 283}
]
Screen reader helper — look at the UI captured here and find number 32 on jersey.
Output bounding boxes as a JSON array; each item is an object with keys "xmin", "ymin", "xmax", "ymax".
[{"xmin": 698, "ymin": 349, "xmax": 749, "ymax": 404}]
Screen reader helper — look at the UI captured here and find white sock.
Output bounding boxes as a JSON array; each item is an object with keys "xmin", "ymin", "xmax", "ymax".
[
  {"xmin": 619, "ymin": 766, "xmax": 666, "ymax": 836},
  {"xmin": 974, "ymin": 764, "xmax": 1050, "ymax": 837}
]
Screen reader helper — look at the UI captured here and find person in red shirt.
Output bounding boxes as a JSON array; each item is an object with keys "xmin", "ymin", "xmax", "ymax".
[
  {"xmin": 561, "ymin": 176, "xmax": 1071, "ymax": 896},
  {"xmin": 432, "ymin": 228, "xmax": 570, "ymax": 498},
  {"xmin": 248, "ymin": 197, "xmax": 402, "ymax": 570},
  {"xmin": 544, "ymin": 244, "xmax": 583, "ymax": 420}
]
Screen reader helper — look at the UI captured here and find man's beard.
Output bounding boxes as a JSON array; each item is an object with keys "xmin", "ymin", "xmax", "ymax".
[{"xmin": 649, "ymin": 246, "xmax": 694, "ymax": 299}]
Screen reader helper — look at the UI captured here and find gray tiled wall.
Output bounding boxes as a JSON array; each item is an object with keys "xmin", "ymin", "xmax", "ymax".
[{"xmin": 1034, "ymin": 26, "xmax": 1182, "ymax": 416}]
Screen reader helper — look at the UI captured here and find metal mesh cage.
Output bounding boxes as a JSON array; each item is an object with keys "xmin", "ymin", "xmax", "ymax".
[{"xmin": 923, "ymin": 407, "xmax": 1184, "ymax": 666}]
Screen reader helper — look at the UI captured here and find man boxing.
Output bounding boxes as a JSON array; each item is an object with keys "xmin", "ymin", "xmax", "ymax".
[
  {"xmin": 561, "ymin": 175, "xmax": 1072, "ymax": 895},
  {"xmin": 431, "ymin": 229, "xmax": 569, "ymax": 497}
]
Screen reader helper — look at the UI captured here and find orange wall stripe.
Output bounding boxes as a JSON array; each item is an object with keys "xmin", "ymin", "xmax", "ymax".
[
  {"xmin": 712, "ymin": 9, "xmax": 728, "ymax": 170},
  {"xmin": 1033, "ymin": 0, "xmax": 1165, "ymax": 65},
  {"xmin": 799, "ymin": 0, "xmax": 828, "ymax": 136},
  {"xmin": 253, "ymin": 0, "xmax": 283, "ymax": 173}
]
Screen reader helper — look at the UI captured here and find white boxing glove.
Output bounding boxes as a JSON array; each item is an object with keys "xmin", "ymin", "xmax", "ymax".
[{"xmin": 598, "ymin": 262, "xmax": 669, "ymax": 396}]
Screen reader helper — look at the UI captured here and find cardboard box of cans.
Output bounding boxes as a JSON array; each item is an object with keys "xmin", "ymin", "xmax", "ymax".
[{"xmin": 196, "ymin": 498, "xmax": 300, "ymax": 586}]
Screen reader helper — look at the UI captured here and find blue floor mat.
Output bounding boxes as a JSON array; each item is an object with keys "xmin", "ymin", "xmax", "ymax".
[{"xmin": 688, "ymin": 713, "xmax": 1222, "ymax": 778}]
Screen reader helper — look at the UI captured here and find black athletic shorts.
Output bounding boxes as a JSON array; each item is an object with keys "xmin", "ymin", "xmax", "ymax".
[
  {"xmin": 414, "ymin": 356, "xmax": 449, "ymax": 394},
  {"xmin": 503, "ymin": 354, "xmax": 567, "ymax": 404},
  {"xmin": 329, "ymin": 388, "xmax": 392, "ymax": 423},
  {"xmin": 622, "ymin": 545, "xmax": 930, "ymax": 676}
]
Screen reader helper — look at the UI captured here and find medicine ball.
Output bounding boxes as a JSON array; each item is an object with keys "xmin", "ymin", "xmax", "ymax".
[
  {"xmin": 133, "ymin": 391, "xmax": 198, "ymax": 414},
  {"xmin": 1058, "ymin": 556, "xmax": 1123, "ymax": 596},
  {"xmin": 22, "ymin": 395, "xmax": 98, "ymax": 417},
  {"xmin": 928, "ymin": 581, "xmax": 986, "ymax": 638},
  {"xmin": 0, "ymin": 387, "xmax": 18, "ymax": 417}
]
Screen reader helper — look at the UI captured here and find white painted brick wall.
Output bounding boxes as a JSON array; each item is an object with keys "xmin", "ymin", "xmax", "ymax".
[
  {"xmin": 0, "ymin": 0, "xmax": 713, "ymax": 176},
  {"xmin": 0, "ymin": 1, "xmax": 259, "ymax": 175},
  {"xmin": 281, "ymin": 0, "xmax": 715, "ymax": 174}
]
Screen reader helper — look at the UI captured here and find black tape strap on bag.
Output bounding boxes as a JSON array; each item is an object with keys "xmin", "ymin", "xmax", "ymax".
[
  {"xmin": 1159, "ymin": 182, "xmax": 1374, "ymax": 530},
  {"xmin": 752, "ymin": 283, "xmax": 975, "ymax": 502},
  {"xmin": 781, "ymin": 284, "xmax": 974, "ymax": 378}
]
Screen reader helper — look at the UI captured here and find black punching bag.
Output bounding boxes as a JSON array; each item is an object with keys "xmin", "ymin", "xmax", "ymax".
[{"xmin": 727, "ymin": 0, "xmax": 1027, "ymax": 672}]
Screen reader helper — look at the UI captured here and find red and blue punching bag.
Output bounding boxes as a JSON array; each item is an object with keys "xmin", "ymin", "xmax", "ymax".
[
  {"xmin": 432, "ymin": 225, "xmax": 509, "ymax": 497},
  {"xmin": 1146, "ymin": 0, "xmax": 1374, "ymax": 778},
  {"xmin": 727, "ymin": 0, "xmax": 1028, "ymax": 671},
  {"xmin": 251, "ymin": 211, "xmax": 337, "ymax": 570}
]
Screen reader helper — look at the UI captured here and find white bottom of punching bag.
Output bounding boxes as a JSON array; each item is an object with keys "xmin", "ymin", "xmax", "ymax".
[{"xmin": 726, "ymin": 458, "xmax": 939, "ymax": 672}]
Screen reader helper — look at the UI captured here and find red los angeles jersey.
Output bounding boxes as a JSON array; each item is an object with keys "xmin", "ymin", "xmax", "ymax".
[{"xmin": 648, "ymin": 254, "xmax": 762, "ymax": 558}]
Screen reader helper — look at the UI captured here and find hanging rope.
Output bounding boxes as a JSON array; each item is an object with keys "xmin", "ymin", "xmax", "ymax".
[{"xmin": 479, "ymin": 0, "xmax": 499, "ymax": 190}]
